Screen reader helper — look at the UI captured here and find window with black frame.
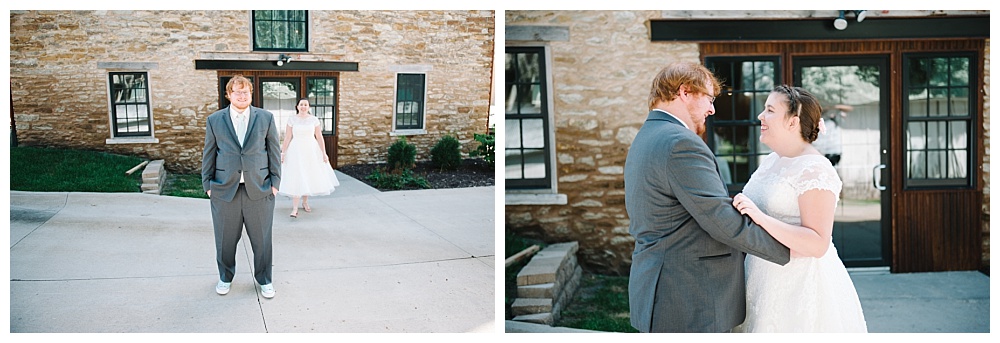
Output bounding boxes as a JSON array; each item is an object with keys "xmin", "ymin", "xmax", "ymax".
[
  {"xmin": 705, "ymin": 57, "xmax": 780, "ymax": 193},
  {"xmin": 505, "ymin": 47, "xmax": 551, "ymax": 190},
  {"xmin": 109, "ymin": 72, "xmax": 152, "ymax": 137},
  {"xmin": 308, "ymin": 78, "xmax": 337, "ymax": 134},
  {"xmin": 903, "ymin": 54, "xmax": 975, "ymax": 188},
  {"xmin": 395, "ymin": 73, "xmax": 425, "ymax": 130},
  {"xmin": 253, "ymin": 10, "xmax": 308, "ymax": 52}
]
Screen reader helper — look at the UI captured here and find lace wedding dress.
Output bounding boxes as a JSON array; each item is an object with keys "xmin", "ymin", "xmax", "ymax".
[
  {"xmin": 733, "ymin": 152, "xmax": 867, "ymax": 333},
  {"xmin": 278, "ymin": 115, "xmax": 339, "ymax": 197}
]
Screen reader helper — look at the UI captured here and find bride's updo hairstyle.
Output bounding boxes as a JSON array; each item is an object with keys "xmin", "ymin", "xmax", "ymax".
[{"xmin": 771, "ymin": 85, "xmax": 824, "ymax": 143}]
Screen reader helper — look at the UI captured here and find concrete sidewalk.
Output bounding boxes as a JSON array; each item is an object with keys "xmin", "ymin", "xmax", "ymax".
[
  {"xmin": 9, "ymin": 171, "xmax": 496, "ymax": 333},
  {"xmin": 506, "ymin": 268, "xmax": 990, "ymax": 333}
]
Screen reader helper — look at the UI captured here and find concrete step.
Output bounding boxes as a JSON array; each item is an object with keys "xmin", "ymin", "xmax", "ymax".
[
  {"xmin": 517, "ymin": 241, "xmax": 579, "ymax": 286},
  {"xmin": 511, "ymin": 297, "xmax": 552, "ymax": 316},
  {"xmin": 139, "ymin": 160, "xmax": 165, "ymax": 195},
  {"xmin": 517, "ymin": 282, "xmax": 556, "ymax": 299},
  {"xmin": 511, "ymin": 312, "xmax": 553, "ymax": 326}
]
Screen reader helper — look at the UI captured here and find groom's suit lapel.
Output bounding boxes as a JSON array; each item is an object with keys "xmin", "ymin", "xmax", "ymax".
[
  {"xmin": 221, "ymin": 106, "xmax": 241, "ymax": 147},
  {"xmin": 244, "ymin": 107, "xmax": 260, "ymax": 146}
]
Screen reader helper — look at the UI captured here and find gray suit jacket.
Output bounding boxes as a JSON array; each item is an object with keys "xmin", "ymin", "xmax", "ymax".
[
  {"xmin": 202, "ymin": 106, "xmax": 281, "ymax": 202},
  {"xmin": 625, "ymin": 110, "xmax": 790, "ymax": 333}
]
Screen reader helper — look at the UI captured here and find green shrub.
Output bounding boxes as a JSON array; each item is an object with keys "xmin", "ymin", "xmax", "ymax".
[
  {"xmin": 365, "ymin": 168, "xmax": 430, "ymax": 190},
  {"xmin": 430, "ymin": 135, "xmax": 462, "ymax": 170},
  {"xmin": 387, "ymin": 136, "xmax": 416, "ymax": 171},
  {"xmin": 470, "ymin": 132, "xmax": 495, "ymax": 168}
]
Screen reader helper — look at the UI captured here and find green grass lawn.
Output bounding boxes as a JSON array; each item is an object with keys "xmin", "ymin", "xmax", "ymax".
[
  {"xmin": 10, "ymin": 146, "xmax": 207, "ymax": 198},
  {"xmin": 556, "ymin": 273, "xmax": 638, "ymax": 332},
  {"xmin": 10, "ymin": 146, "xmax": 145, "ymax": 192},
  {"xmin": 162, "ymin": 173, "xmax": 209, "ymax": 199}
]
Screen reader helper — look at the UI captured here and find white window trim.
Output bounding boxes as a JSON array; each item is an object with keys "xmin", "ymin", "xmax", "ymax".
[
  {"xmin": 504, "ymin": 42, "xmax": 565, "ymax": 205},
  {"xmin": 390, "ymin": 65, "xmax": 431, "ymax": 135},
  {"xmin": 99, "ymin": 63, "xmax": 158, "ymax": 144}
]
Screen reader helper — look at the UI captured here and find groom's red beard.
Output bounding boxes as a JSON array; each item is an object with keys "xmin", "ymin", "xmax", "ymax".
[{"xmin": 694, "ymin": 122, "xmax": 706, "ymax": 136}]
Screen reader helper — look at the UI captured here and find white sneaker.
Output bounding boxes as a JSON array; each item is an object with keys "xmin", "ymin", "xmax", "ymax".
[
  {"xmin": 216, "ymin": 281, "xmax": 231, "ymax": 295},
  {"xmin": 260, "ymin": 284, "xmax": 275, "ymax": 298}
]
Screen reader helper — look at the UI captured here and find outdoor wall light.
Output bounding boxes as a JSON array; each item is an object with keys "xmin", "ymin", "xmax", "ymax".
[
  {"xmin": 854, "ymin": 10, "xmax": 868, "ymax": 22},
  {"xmin": 834, "ymin": 10, "xmax": 867, "ymax": 31},
  {"xmin": 276, "ymin": 54, "xmax": 292, "ymax": 66}
]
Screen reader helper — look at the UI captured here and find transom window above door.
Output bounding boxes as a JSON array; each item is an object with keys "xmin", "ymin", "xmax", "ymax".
[{"xmin": 253, "ymin": 10, "xmax": 308, "ymax": 52}]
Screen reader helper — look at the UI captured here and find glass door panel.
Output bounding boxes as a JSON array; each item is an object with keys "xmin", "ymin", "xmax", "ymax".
[
  {"xmin": 795, "ymin": 57, "xmax": 890, "ymax": 267},
  {"xmin": 261, "ymin": 78, "xmax": 300, "ymax": 143}
]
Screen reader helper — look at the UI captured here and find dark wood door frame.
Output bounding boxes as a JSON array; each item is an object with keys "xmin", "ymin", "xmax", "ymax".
[
  {"xmin": 218, "ymin": 71, "xmax": 341, "ymax": 168},
  {"xmin": 701, "ymin": 39, "xmax": 986, "ymax": 272}
]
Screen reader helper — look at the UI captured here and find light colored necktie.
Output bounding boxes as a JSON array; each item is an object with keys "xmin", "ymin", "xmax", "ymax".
[
  {"xmin": 236, "ymin": 114, "xmax": 247, "ymax": 146},
  {"xmin": 235, "ymin": 114, "xmax": 247, "ymax": 183}
]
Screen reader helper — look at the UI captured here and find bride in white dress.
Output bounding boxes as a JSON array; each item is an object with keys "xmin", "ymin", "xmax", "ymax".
[
  {"xmin": 731, "ymin": 85, "xmax": 867, "ymax": 332},
  {"xmin": 278, "ymin": 98, "xmax": 340, "ymax": 217}
]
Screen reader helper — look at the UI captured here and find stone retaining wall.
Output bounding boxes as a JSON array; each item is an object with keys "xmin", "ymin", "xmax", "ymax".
[{"xmin": 510, "ymin": 242, "xmax": 582, "ymax": 326}]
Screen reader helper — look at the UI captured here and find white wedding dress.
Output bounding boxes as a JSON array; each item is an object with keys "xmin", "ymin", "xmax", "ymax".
[
  {"xmin": 277, "ymin": 115, "xmax": 339, "ymax": 197},
  {"xmin": 733, "ymin": 152, "xmax": 867, "ymax": 333}
]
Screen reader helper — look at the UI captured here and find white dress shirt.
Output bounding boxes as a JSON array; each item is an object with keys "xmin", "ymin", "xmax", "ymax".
[{"xmin": 229, "ymin": 106, "xmax": 248, "ymax": 183}]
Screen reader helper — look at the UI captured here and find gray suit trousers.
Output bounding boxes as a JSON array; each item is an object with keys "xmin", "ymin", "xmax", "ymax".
[{"xmin": 212, "ymin": 183, "xmax": 275, "ymax": 285}]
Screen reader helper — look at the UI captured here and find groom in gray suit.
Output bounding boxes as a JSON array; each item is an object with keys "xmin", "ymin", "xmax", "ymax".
[
  {"xmin": 625, "ymin": 62, "xmax": 790, "ymax": 332},
  {"xmin": 202, "ymin": 75, "xmax": 281, "ymax": 299}
]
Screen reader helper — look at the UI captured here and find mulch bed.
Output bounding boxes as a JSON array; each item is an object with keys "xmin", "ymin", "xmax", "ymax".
[{"xmin": 337, "ymin": 158, "xmax": 494, "ymax": 191}]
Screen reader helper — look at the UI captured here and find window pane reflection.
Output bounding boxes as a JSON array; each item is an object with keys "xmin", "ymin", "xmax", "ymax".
[
  {"xmin": 522, "ymin": 119, "xmax": 545, "ymax": 148},
  {"xmin": 929, "ymin": 88, "xmax": 948, "ymax": 117},
  {"xmin": 950, "ymin": 57, "xmax": 970, "ymax": 86},
  {"xmin": 505, "ymin": 119, "xmax": 521, "ymax": 148},
  {"xmin": 505, "ymin": 150, "xmax": 523, "ymax": 179},
  {"xmin": 949, "ymin": 150, "xmax": 968, "ymax": 178},
  {"xmin": 523, "ymin": 149, "xmax": 546, "ymax": 179},
  {"xmin": 950, "ymin": 87, "xmax": 969, "ymax": 116},
  {"xmin": 950, "ymin": 121, "xmax": 967, "ymax": 149},
  {"xmin": 908, "ymin": 122, "xmax": 926, "ymax": 150},
  {"xmin": 929, "ymin": 58, "xmax": 949, "ymax": 87},
  {"xmin": 909, "ymin": 89, "xmax": 927, "ymax": 117}
]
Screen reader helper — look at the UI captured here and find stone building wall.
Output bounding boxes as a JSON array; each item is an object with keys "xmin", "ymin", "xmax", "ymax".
[
  {"xmin": 10, "ymin": 10, "xmax": 494, "ymax": 173},
  {"xmin": 317, "ymin": 11, "xmax": 494, "ymax": 165},
  {"xmin": 505, "ymin": 10, "xmax": 692, "ymax": 275}
]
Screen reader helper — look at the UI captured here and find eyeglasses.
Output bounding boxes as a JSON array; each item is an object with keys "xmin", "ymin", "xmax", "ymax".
[
  {"xmin": 231, "ymin": 91, "xmax": 251, "ymax": 97},
  {"xmin": 698, "ymin": 92, "xmax": 715, "ymax": 104}
]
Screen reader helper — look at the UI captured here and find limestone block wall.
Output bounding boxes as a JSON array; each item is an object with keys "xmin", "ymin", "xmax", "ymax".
[
  {"xmin": 505, "ymin": 10, "xmax": 697, "ymax": 275},
  {"xmin": 316, "ymin": 11, "xmax": 494, "ymax": 165},
  {"xmin": 10, "ymin": 10, "xmax": 226, "ymax": 173},
  {"xmin": 10, "ymin": 10, "xmax": 494, "ymax": 173}
]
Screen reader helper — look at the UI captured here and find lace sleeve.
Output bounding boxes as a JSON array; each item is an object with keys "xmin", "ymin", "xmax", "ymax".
[{"xmin": 793, "ymin": 159, "xmax": 842, "ymax": 198}]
